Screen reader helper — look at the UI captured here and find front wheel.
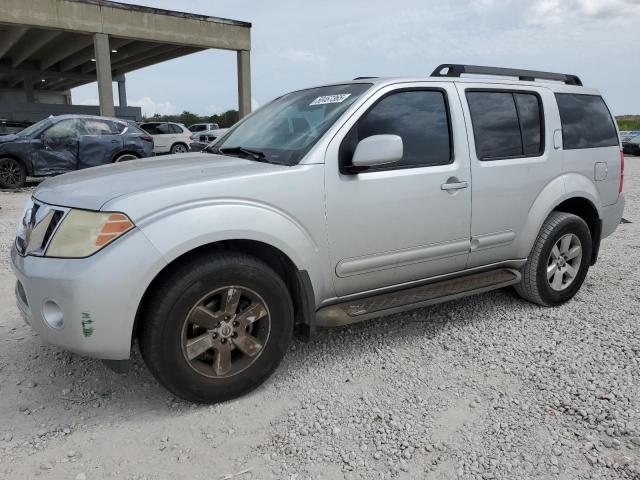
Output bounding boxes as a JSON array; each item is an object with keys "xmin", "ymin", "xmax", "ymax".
[
  {"xmin": 515, "ymin": 212, "xmax": 592, "ymax": 306},
  {"xmin": 0, "ymin": 157, "xmax": 26, "ymax": 189},
  {"xmin": 139, "ymin": 252, "xmax": 294, "ymax": 403},
  {"xmin": 114, "ymin": 153, "xmax": 138, "ymax": 163}
]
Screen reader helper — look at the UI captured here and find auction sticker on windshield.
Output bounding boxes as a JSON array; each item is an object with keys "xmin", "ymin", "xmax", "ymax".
[{"xmin": 309, "ymin": 94, "xmax": 351, "ymax": 106}]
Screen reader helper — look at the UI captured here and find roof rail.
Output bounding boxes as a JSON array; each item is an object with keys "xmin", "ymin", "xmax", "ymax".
[
  {"xmin": 430, "ymin": 64, "xmax": 582, "ymax": 86},
  {"xmin": 353, "ymin": 76, "xmax": 378, "ymax": 80}
]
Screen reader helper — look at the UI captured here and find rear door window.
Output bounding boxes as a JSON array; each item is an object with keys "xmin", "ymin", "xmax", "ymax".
[
  {"xmin": 555, "ymin": 94, "xmax": 618, "ymax": 149},
  {"xmin": 466, "ymin": 90, "xmax": 544, "ymax": 160},
  {"xmin": 169, "ymin": 124, "xmax": 183, "ymax": 134}
]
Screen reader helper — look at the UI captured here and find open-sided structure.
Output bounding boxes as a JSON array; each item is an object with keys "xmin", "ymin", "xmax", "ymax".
[{"xmin": 0, "ymin": 0, "xmax": 251, "ymax": 122}]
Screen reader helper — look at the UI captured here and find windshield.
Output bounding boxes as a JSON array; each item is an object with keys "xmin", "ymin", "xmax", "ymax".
[
  {"xmin": 216, "ymin": 83, "xmax": 371, "ymax": 165},
  {"xmin": 16, "ymin": 118, "xmax": 53, "ymax": 138}
]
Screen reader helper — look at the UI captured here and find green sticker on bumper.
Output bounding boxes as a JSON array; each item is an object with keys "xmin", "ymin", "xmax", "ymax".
[{"xmin": 81, "ymin": 312, "xmax": 94, "ymax": 337}]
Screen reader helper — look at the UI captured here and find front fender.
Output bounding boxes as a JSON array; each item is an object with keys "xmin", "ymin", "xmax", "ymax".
[
  {"xmin": 134, "ymin": 199, "xmax": 329, "ymax": 299},
  {"xmin": 513, "ymin": 173, "xmax": 602, "ymax": 259}
]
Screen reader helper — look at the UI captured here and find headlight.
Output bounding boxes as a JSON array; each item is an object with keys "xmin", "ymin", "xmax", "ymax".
[{"xmin": 45, "ymin": 210, "xmax": 134, "ymax": 258}]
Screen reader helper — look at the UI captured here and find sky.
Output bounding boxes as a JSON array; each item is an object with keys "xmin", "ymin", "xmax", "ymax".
[{"xmin": 72, "ymin": 0, "xmax": 640, "ymax": 116}]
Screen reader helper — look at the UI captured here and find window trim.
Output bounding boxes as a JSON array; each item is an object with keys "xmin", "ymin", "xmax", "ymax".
[
  {"xmin": 554, "ymin": 93, "xmax": 619, "ymax": 151},
  {"xmin": 465, "ymin": 88, "xmax": 546, "ymax": 162},
  {"xmin": 339, "ymin": 87, "xmax": 454, "ymax": 174}
]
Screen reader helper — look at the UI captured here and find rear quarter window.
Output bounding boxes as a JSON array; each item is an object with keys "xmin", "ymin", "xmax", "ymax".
[{"xmin": 555, "ymin": 94, "xmax": 618, "ymax": 149}]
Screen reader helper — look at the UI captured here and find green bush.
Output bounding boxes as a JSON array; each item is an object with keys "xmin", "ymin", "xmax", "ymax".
[{"xmin": 617, "ymin": 116, "xmax": 640, "ymax": 132}]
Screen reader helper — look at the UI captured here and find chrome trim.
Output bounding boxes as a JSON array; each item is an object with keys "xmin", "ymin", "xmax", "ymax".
[{"xmin": 15, "ymin": 198, "xmax": 69, "ymax": 257}]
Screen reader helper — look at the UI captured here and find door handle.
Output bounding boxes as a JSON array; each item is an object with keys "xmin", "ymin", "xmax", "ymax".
[{"xmin": 441, "ymin": 181, "xmax": 468, "ymax": 191}]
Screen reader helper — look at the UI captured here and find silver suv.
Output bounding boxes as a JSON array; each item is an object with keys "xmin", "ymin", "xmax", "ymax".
[{"xmin": 11, "ymin": 65, "xmax": 625, "ymax": 403}]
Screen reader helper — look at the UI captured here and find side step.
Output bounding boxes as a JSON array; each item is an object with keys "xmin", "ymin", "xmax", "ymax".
[{"xmin": 316, "ymin": 268, "xmax": 521, "ymax": 327}]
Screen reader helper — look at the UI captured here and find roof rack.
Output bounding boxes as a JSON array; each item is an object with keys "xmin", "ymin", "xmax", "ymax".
[
  {"xmin": 353, "ymin": 76, "xmax": 378, "ymax": 80},
  {"xmin": 430, "ymin": 64, "xmax": 582, "ymax": 86}
]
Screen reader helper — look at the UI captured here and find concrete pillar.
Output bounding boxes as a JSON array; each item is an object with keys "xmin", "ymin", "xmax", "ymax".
[
  {"xmin": 93, "ymin": 33, "xmax": 115, "ymax": 117},
  {"xmin": 24, "ymin": 73, "xmax": 35, "ymax": 103},
  {"xmin": 116, "ymin": 74, "xmax": 127, "ymax": 107},
  {"xmin": 237, "ymin": 49, "xmax": 251, "ymax": 118}
]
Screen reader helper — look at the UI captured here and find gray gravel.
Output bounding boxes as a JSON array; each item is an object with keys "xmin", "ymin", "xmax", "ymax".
[{"xmin": 0, "ymin": 159, "xmax": 638, "ymax": 479}]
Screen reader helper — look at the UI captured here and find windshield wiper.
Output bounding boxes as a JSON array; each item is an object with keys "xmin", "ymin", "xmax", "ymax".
[
  {"xmin": 219, "ymin": 146, "xmax": 267, "ymax": 161},
  {"xmin": 218, "ymin": 146, "xmax": 287, "ymax": 165}
]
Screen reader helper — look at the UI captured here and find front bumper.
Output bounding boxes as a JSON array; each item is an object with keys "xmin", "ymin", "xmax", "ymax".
[{"xmin": 10, "ymin": 228, "xmax": 167, "ymax": 360}]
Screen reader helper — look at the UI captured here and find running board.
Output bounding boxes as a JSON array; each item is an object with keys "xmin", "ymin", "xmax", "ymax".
[{"xmin": 316, "ymin": 268, "xmax": 521, "ymax": 327}]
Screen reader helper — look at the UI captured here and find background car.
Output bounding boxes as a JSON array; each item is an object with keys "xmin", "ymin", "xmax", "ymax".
[
  {"xmin": 622, "ymin": 136, "xmax": 640, "ymax": 155},
  {"xmin": 188, "ymin": 122, "xmax": 219, "ymax": 132},
  {"xmin": 139, "ymin": 122, "xmax": 192, "ymax": 154},
  {"xmin": 189, "ymin": 128, "xmax": 228, "ymax": 151},
  {"xmin": 0, "ymin": 119, "xmax": 31, "ymax": 136},
  {"xmin": 0, "ymin": 114, "xmax": 154, "ymax": 189}
]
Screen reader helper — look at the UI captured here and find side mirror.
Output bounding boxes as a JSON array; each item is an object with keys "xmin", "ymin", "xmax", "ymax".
[{"xmin": 351, "ymin": 134, "xmax": 403, "ymax": 169}]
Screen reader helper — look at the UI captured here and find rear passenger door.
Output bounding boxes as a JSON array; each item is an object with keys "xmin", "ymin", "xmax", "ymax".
[
  {"xmin": 458, "ymin": 84, "xmax": 563, "ymax": 267},
  {"xmin": 78, "ymin": 119, "xmax": 123, "ymax": 169}
]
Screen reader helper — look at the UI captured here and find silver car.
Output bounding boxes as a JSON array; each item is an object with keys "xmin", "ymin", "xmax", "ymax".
[{"xmin": 11, "ymin": 65, "xmax": 625, "ymax": 403}]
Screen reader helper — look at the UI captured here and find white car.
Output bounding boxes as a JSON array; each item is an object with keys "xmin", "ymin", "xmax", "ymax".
[
  {"xmin": 188, "ymin": 122, "xmax": 220, "ymax": 133},
  {"xmin": 139, "ymin": 122, "xmax": 192, "ymax": 154}
]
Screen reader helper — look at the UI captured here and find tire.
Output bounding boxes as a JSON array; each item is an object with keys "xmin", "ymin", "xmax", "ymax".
[
  {"xmin": 139, "ymin": 252, "xmax": 294, "ymax": 403},
  {"xmin": 170, "ymin": 143, "xmax": 188, "ymax": 154},
  {"xmin": 114, "ymin": 153, "xmax": 139, "ymax": 163},
  {"xmin": 515, "ymin": 212, "xmax": 592, "ymax": 306},
  {"xmin": 0, "ymin": 157, "xmax": 26, "ymax": 189}
]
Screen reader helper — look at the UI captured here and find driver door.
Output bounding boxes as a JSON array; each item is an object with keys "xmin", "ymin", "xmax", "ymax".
[
  {"xmin": 33, "ymin": 119, "xmax": 83, "ymax": 174},
  {"xmin": 325, "ymin": 83, "xmax": 472, "ymax": 296}
]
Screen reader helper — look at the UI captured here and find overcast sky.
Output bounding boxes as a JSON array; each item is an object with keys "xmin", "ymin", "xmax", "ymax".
[{"xmin": 72, "ymin": 0, "xmax": 640, "ymax": 116}]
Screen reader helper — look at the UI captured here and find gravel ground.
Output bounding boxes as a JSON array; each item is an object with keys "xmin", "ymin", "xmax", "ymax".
[{"xmin": 0, "ymin": 160, "xmax": 639, "ymax": 480}]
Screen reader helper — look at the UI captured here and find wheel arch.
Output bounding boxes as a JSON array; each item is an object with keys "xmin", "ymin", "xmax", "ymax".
[
  {"xmin": 112, "ymin": 150, "xmax": 141, "ymax": 162},
  {"xmin": 513, "ymin": 173, "xmax": 603, "ymax": 264},
  {"xmin": 0, "ymin": 153, "xmax": 32, "ymax": 176},
  {"xmin": 170, "ymin": 142, "xmax": 189, "ymax": 152},
  {"xmin": 132, "ymin": 239, "xmax": 316, "ymax": 346}
]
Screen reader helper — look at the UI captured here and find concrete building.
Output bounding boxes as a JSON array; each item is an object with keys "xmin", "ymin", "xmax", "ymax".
[{"xmin": 0, "ymin": 0, "xmax": 251, "ymax": 122}]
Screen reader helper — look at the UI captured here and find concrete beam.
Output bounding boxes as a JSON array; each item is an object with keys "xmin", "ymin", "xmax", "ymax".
[
  {"xmin": 93, "ymin": 33, "xmax": 114, "ymax": 117},
  {"xmin": 0, "ymin": 0, "xmax": 251, "ymax": 51},
  {"xmin": 59, "ymin": 37, "xmax": 131, "ymax": 72},
  {"xmin": 40, "ymin": 33, "xmax": 94, "ymax": 70},
  {"xmin": 80, "ymin": 41, "xmax": 157, "ymax": 73},
  {"xmin": 0, "ymin": 26, "xmax": 28, "ymax": 59},
  {"xmin": 110, "ymin": 45, "xmax": 186, "ymax": 72},
  {"xmin": 112, "ymin": 46, "xmax": 201, "ymax": 76},
  {"xmin": 12, "ymin": 29, "xmax": 63, "ymax": 68},
  {"xmin": 237, "ymin": 50, "xmax": 251, "ymax": 119}
]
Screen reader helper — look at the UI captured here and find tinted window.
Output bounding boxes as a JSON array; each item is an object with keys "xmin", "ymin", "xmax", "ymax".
[
  {"xmin": 140, "ymin": 123, "xmax": 160, "ymax": 134},
  {"xmin": 169, "ymin": 124, "xmax": 183, "ymax": 134},
  {"xmin": 555, "ymin": 94, "xmax": 618, "ymax": 149},
  {"xmin": 515, "ymin": 93, "xmax": 542, "ymax": 155},
  {"xmin": 344, "ymin": 90, "xmax": 451, "ymax": 168},
  {"xmin": 467, "ymin": 91, "xmax": 543, "ymax": 160},
  {"xmin": 190, "ymin": 124, "xmax": 206, "ymax": 132}
]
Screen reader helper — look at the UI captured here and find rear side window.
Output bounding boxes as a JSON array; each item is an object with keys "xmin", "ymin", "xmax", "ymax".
[
  {"xmin": 341, "ymin": 89, "xmax": 452, "ymax": 170},
  {"xmin": 466, "ymin": 91, "xmax": 544, "ymax": 160},
  {"xmin": 555, "ymin": 94, "xmax": 618, "ymax": 149},
  {"xmin": 169, "ymin": 124, "xmax": 184, "ymax": 134}
]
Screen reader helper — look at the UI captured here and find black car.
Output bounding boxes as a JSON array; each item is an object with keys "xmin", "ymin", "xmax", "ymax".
[
  {"xmin": 0, "ymin": 115, "xmax": 154, "ymax": 189},
  {"xmin": 0, "ymin": 119, "xmax": 31, "ymax": 136},
  {"xmin": 622, "ymin": 136, "xmax": 640, "ymax": 156}
]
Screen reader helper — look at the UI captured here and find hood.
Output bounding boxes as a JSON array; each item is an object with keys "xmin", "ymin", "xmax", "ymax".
[
  {"xmin": 34, "ymin": 152, "xmax": 285, "ymax": 210},
  {"xmin": 0, "ymin": 134, "xmax": 18, "ymax": 143}
]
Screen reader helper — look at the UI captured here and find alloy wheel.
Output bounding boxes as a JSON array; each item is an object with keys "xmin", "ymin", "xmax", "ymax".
[
  {"xmin": 547, "ymin": 233, "xmax": 582, "ymax": 291},
  {"xmin": 0, "ymin": 159, "xmax": 23, "ymax": 187},
  {"xmin": 181, "ymin": 286, "xmax": 271, "ymax": 378}
]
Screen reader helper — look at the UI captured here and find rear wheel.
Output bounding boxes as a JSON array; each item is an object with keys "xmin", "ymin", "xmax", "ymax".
[
  {"xmin": 0, "ymin": 157, "xmax": 26, "ymax": 189},
  {"xmin": 515, "ymin": 212, "xmax": 592, "ymax": 306},
  {"xmin": 114, "ymin": 153, "xmax": 138, "ymax": 163},
  {"xmin": 139, "ymin": 252, "xmax": 294, "ymax": 403},
  {"xmin": 170, "ymin": 143, "xmax": 188, "ymax": 154}
]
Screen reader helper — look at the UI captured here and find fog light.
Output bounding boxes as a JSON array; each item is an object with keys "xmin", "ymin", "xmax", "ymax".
[{"xmin": 42, "ymin": 300, "xmax": 64, "ymax": 330}]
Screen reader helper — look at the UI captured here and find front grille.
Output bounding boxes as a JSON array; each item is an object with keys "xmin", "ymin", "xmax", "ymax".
[{"xmin": 16, "ymin": 200, "xmax": 69, "ymax": 256}]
